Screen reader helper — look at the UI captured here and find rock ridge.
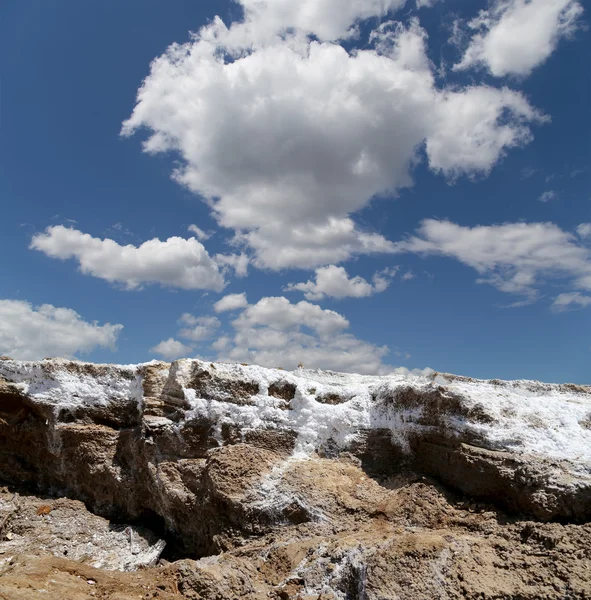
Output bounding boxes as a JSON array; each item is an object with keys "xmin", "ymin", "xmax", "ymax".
[{"xmin": 1, "ymin": 358, "xmax": 591, "ymax": 598}]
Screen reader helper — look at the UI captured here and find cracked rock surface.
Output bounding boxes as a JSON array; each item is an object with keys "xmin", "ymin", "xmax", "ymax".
[{"xmin": 0, "ymin": 358, "xmax": 590, "ymax": 598}]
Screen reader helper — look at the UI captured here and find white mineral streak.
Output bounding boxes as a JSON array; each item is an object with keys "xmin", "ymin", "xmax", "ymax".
[
  {"xmin": 1, "ymin": 358, "xmax": 590, "ymax": 471},
  {"xmin": 178, "ymin": 361, "xmax": 591, "ymax": 470},
  {"xmin": 0, "ymin": 359, "xmax": 144, "ymax": 415},
  {"xmin": 0, "ymin": 494, "xmax": 164, "ymax": 572}
]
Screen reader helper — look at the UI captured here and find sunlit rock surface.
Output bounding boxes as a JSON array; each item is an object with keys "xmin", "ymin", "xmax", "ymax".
[{"xmin": 1, "ymin": 358, "xmax": 590, "ymax": 599}]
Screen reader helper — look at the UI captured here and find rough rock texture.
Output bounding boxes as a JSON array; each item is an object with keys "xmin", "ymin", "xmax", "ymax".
[
  {"xmin": 0, "ymin": 488, "xmax": 165, "ymax": 572},
  {"xmin": 0, "ymin": 359, "xmax": 590, "ymax": 598}
]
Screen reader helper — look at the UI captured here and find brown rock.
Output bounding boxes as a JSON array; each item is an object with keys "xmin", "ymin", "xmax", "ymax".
[{"xmin": 0, "ymin": 358, "xmax": 590, "ymax": 599}]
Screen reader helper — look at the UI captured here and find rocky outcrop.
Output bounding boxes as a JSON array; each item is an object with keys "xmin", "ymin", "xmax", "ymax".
[
  {"xmin": 2, "ymin": 468, "xmax": 591, "ymax": 599},
  {"xmin": 0, "ymin": 358, "xmax": 590, "ymax": 598}
]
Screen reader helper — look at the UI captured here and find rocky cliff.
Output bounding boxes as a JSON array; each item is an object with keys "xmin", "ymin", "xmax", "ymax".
[{"xmin": 0, "ymin": 358, "xmax": 590, "ymax": 599}]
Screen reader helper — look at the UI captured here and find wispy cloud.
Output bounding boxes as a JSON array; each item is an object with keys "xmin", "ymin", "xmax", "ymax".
[
  {"xmin": 393, "ymin": 219, "xmax": 591, "ymax": 306},
  {"xmin": 538, "ymin": 190, "xmax": 559, "ymax": 202}
]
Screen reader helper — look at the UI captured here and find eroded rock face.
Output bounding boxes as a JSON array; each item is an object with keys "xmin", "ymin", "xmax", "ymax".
[
  {"xmin": 0, "ymin": 359, "xmax": 590, "ymax": 598},
  {"xmin": 2, "ymin": 466, "xmax": 591, "ymax": 599},
  {"xmin": 2, "ymin": 359, "xmax": 589, "ymax": 524}
]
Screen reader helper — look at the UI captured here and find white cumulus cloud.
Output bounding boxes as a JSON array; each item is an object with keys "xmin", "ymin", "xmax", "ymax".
[
  {"xmin": 0, "ymin": 299, "xmax": 122, "ymax": 360},
  {"xmin": 30, "ymin": 226, "xmax": 226, "ymax": 292},
  {"xmin": 233, "ymin": 296, "xmax": 349, "ymax": 336},
  {"xmin": 178, "ymin": 315, "xmax": 221, "ymax": 341},
  {"xmin": 285, "ymin": 265, "xmax": 396, "ymax": 300},
  {"xmin": 214, "ymin": 253, "xmax": 250, "ymax": 278},
  {"xmin": 454, "ymin": 0, "xmax": 584, "ymax": 77},
  {"xmin": 219, "ymin": 296, "xmax": 393, "ymax": 374},
  {"xmin": 213, "ymin": 293, "xmax": 249, "ymax": 313},
  {"xmin": 152, "ymin": 315, "xmax": 222, "ymax": 359},
  {"xmin": 155, "ymin": 297, "xmax": 420, "ymax": 374},
  {"xmin": 238, "ymin": 0, "xmax": 407, "ymax": 43},
  {"xmin": 150, "ymin": 338, "xmax": 193, "ymax": 360},
  {"xmin": 122, "ymin": 13, "xmax": 543, "ymax": 269}
]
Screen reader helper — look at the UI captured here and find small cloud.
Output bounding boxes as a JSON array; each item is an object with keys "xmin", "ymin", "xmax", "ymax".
[
  {"xmin": 452, "ymin": 0, "xmax": 584, "ymax": 77},
  {"xmin": 215, "ymin": 253, "xmax": 249, "ymax": 278},
  {"xmin": 500, "ymin": 297, "xmax": 539, "ymax": 309},
  {"xmin": 520, "ymin": 167, "xmax": 537, "ymax": 180},
  {"xmin": 50, "ymin": 215, "xmax": 77, "ymax": 224},
  {"xmin": 538, "ymin": 190, "xmax": 558, "ymax": 203},
  {"xmin": 150, "ymin": 338, "xmax": 192, "ymax": 360},
  {"xmin": 447, "ymin": 18, "xmax": 467, "ymax": 49},
  {"xmin": 188, "ymin": 224, "xmax": 212, "ymax": 241},
  {"xmin": 212, "ymin": 336, "xmax": 231, "ymax": 352},
  {"xmin": 31, "ymin": 226, "xmax": 226, "ymax": 292},
  {"xmin": 552, "ymin": 292, "xmax": 591, "ymax": 312},
  {"xmin": 107, "ymin": 222, "xmax": 136, "ymax": 240},
  {"xmin": 576, "ymin": 223, "xmax": 591, "ymax": 239},
  {"xmin": 402, "ymin": 271, "xmax": 415, "ymax": 281},
  {"xmin": 178, "ymin": 315, "xmax": 220, "ymax": 342},
  {"xmin": 214, "ymin": 293, "xmax": 249, "ymax": 313},
  {"xmin": 285, "ymin": 265, "xmax": 396, "ymax": 301},
  {"xmin": 570, "ymin": 167, "xmax": 587, "ymax": 179}
]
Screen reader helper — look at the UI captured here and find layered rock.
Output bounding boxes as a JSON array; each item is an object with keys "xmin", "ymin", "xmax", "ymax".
[{"xmin": 0, "ymin": 358, "xmax": 591, "ymax": 598}]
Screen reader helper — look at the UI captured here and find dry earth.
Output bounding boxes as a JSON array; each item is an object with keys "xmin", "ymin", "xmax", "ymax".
[{"xmin": 0, "ymin": 358, "xmax": 590, "ymax": 598}]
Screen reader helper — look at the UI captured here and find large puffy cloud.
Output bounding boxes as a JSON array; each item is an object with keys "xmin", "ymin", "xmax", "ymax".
[
  {"xmin": 0, "ymin": 300, "xmax": 122, "ymax": 360},
  {"xmin": 393, "ymin": 219, "xmax": 591, "ymax": 302},
  {"xmin": 122, "ymin": 14, "xmax": 542, "ymax": 269},
  {"xmin": 454, "ymin": 0, "xmax": 584, "ymax": 77},
  {"xmin": 239, "ymin": 0, "xmax": 407, "ymax": 43},
  {"xmin": 221, "ymin": 296, "xmax": 393, "ymax": 374},
  {"xmin": 31, "ymin": 226, "xmax": 226, "ymax": 291},
  {"xmin": 285, "ymin": 265, "xmax": 396, "ymax": 300}
]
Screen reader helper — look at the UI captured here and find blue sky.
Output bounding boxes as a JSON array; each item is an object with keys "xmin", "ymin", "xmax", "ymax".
[{"xmin": 0, "ymin": 0, "xmax": 589, "ymax": 383}]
